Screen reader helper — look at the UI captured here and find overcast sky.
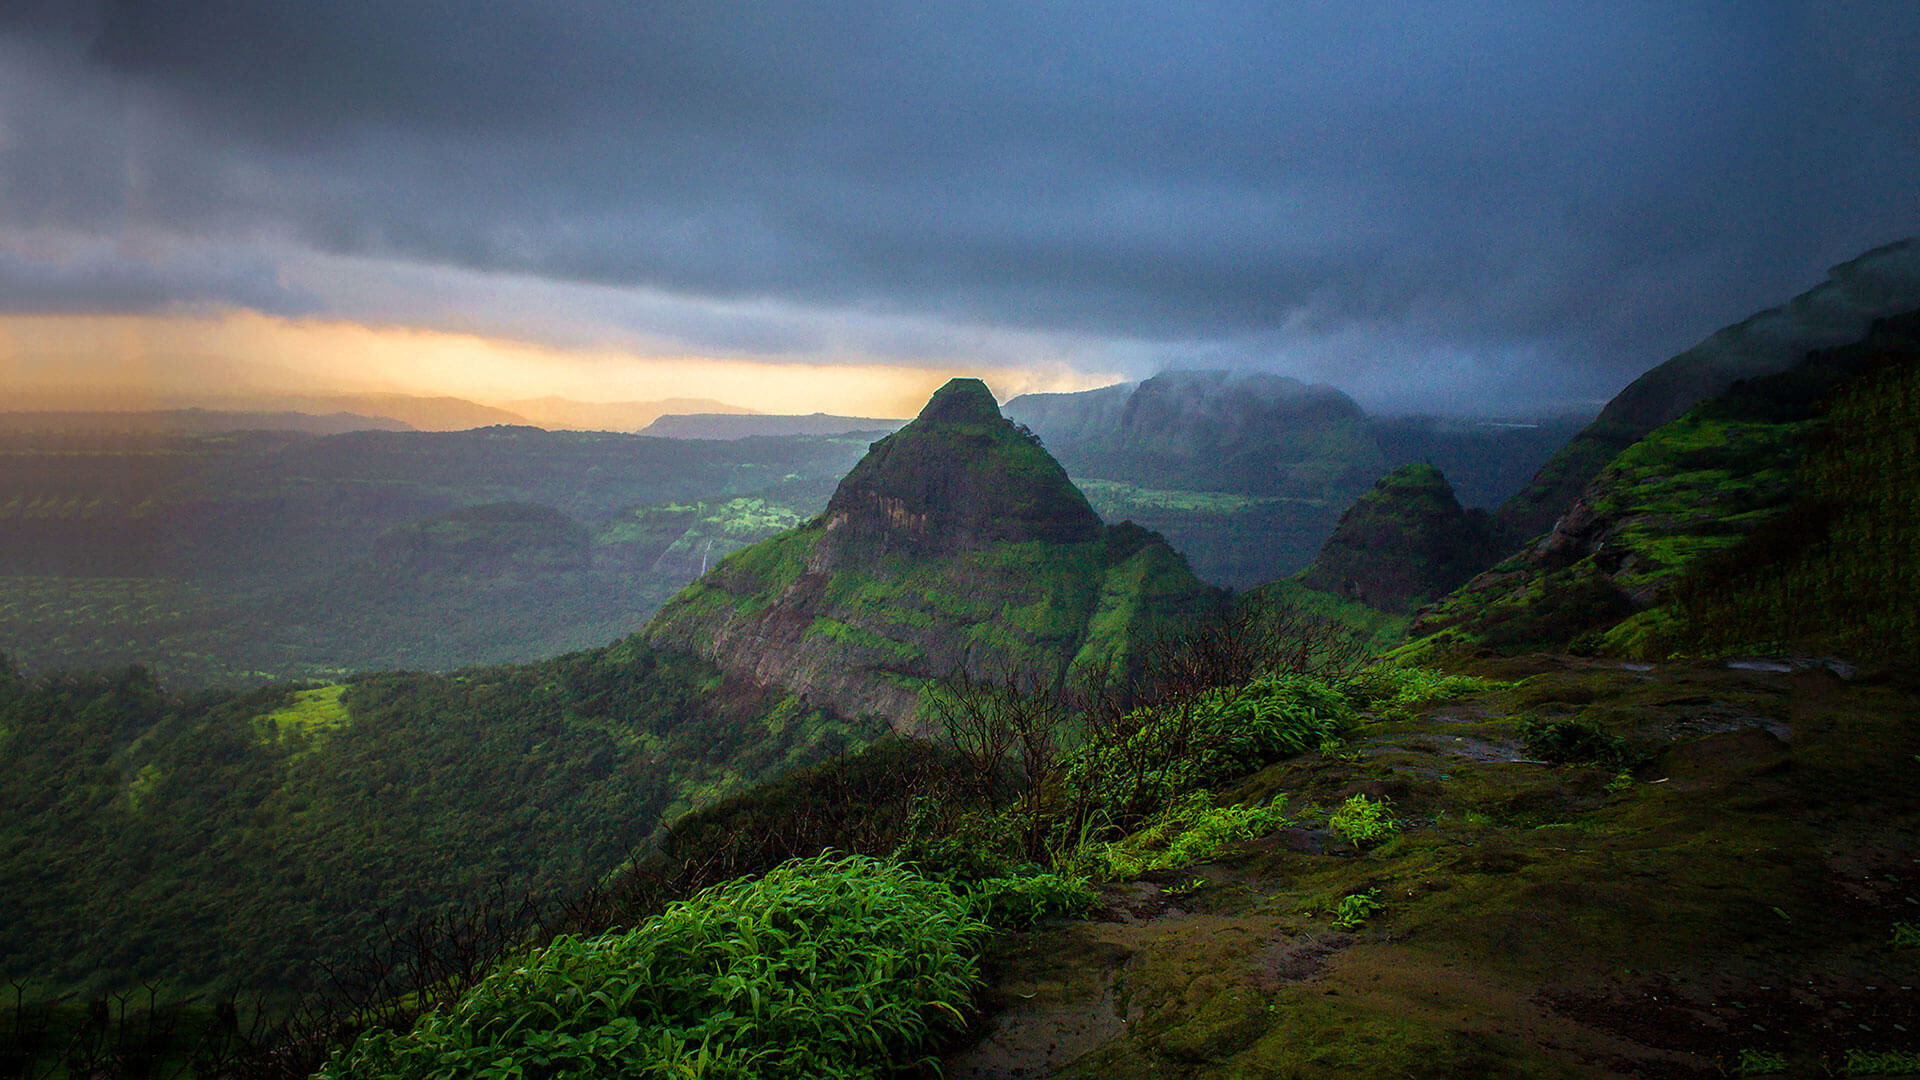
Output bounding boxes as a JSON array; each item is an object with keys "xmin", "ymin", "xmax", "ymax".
[{"xmin": 2, "ymin": 1, "xmax": 1916, "ymax": 415}]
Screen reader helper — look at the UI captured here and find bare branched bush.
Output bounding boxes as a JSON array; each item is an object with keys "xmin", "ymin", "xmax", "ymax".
[
  {"xmin": 926, "ymin": 664, "xmax": 1077, "ymax": 859},
  {"xmin": 1138, "ymin": 596, "xmax": 1368, "ymax": 710}
]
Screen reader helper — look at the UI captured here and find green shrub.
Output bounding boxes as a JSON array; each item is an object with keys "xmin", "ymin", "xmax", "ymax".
[
  {"xmin": 320, "ymin": 853, "xmax": 985, "ymax": 1080},
  {"xmin": 1097, "ymin": 791, "xmax": 1292, "ymax": 878},
  {"xmin": 1733, "ymin": 1048, "xmax": 1787, "ymax": 1075},
  {"xmin": 1331, "ymin": 888, "xmax": 1384, "ymax": 930},
  {"xmin": 892, "ymin": 809, "xmax": 1032, "ymax": 885},
  {"xmin": 1519, "ymin": 717, "xmax": 1627, "ymax": 767},
  {"xmin": 1329, "ymin": 794, "xmax": 1397, "ymax": 849},
  {"xmin": 1341, "ymin": 666, "xmax": 1499, "ymax": 719},
  {"xmin": 1844, "ymin": 1049, "xmax": 1920, "ymax": 1075},
  {"xmin": 965, "ymin": 872, "xmax": 1098, "ymax": 928},
  {"xmin": 1065, "ymin": 674, "xmax": 1352, "ymax": 817},
  {"xmin": 1892, "ymin": 921, "xmax": 1920, "ymax": 948}
]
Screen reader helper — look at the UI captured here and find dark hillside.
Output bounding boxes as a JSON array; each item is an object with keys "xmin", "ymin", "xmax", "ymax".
[
  {"xmin": 1007, "ymin": 374, "xmax": 1587, "ymax": 587},
  {"xmin": 1011, "ymin": 370, "xmax": 1380, "ymax": 499},
  {"xmin": 0, "ymin": 641, "xmax": 880, "ymax": 996},
  {"xmin": 1404, "ymin": 310, "xmax": 1920, "ymax": 662},
  {"xmin": 1298, "ymin": 465, "xmax": 1502, "ymax": 614},
  {"xmin": 1497, "ymin": 237, "xmax": 1920, "ymax": 541},
  {"xmin": 371, "ymin": 502, "xmax": 590, "ymax": 574}
]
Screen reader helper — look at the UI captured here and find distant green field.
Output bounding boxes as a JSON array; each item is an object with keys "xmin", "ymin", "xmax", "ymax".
[
  {"xmin": 1068, "ymin": 480, "xmax": 1343, "ymax": 588},
  {"xmin": 1077, "ymin": 479, "xmax": 1283, "ymax": 515},
  {"xmin": 255, "ymin": 684, "xmax": 351, "ymax": 742}
]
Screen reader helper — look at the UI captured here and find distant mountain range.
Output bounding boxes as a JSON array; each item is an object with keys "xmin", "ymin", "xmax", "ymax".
[
  {"xmin": 6, "ymin": 391, "xmax": 766, "ymax": 434},
  {"xmin": 5, "ymin": 391, "xmax": 531, "ymax": 431},
  {"xmin": 1004, "ymin": 371, "xmax": 1588, "ymax": 586},
  {"xmin": 639, "ymin": 412, "xmax": 907, "ymax": 439},
  {"xmin": 0, "ymin": 409, "xmax": 414, "ymax": 435},
  {"xmin": 501, "ymin": 396, "xmax": 755, "ymax": 431}
]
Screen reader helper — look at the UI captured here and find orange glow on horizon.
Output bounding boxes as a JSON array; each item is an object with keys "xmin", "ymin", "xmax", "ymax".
[{"xmin": 0, "ymin": 310, "xmax": 1121, "ymax": 418}]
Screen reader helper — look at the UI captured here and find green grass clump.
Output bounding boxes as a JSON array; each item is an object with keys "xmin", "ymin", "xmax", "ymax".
[
  {"xmin": 320, "ymin": 853, "xmax": 985, "ymax": 1080},
  {"xmin": 1331, "ymin": 888, "xmax": 1384, "ymax": 930},
  {"xmin": 1065, "ymin": 674, "xmax": 1352, "ymax": 816},
  {"xmin": 965, "ymin": 872, "xmax": 1099, "ymax": 928},
  {"xmin": 1519, "ymin": 717, "xmax": 1628, "ymax": 768},
  {"xmin": 1329, "ymin": 794, "xmax": 1397, "ymax": 849},
  {"xmin": 1098, "ymin": 792, "xmax": 1292, "ymax": 878},
  {"xmin": 1341, "ymin": 665, "xmax": 1499, "ymax": 719},
  {"xmin": 1733, "ymin": 1048, "xmax": 1787, "ymax": 1074},
  {"xmin": 1891, "ymin": 921, "xmax": 1920, "ymax": 948},
  {"xmin": 1844, "ymin": 1049, "xmax": 1920, "ymax": 1075}
]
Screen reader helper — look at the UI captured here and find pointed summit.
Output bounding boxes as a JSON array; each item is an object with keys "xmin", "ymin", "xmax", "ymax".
[
  {"xmin": 916, "ymin": 377, "xmax": 1002, "ymax": 425},
  {"xmin": 813, "ymin": 378, "xmax": 1101, "ymax": 566},
  {"xmin": 646, "ymin": 377, "xmax": 1218, "ymax": 728},
  {"xmin": 1300, "ymin": 464, "xmax": 1499, "ymax": 612}
]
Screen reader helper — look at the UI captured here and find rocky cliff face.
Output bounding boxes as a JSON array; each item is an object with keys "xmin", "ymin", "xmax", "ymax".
[
  {"xmin": 1298, "ymin": 465, "xmax": 1498, "ymax": 613},
  {"xmin": 646, "ymin": 379, "xmax": 1219, "ymax": 730}
]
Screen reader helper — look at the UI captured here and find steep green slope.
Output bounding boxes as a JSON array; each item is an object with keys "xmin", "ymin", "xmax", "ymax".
[
  {"xmin": 1403, "ymin": 311, "xmax": 1920, "ymax": 661},
  {"xmin": 0, "ymin": 643, "xmax": 880, "ymax": 997},
  {"xmin": 1497, "ymin": 237, "xmax": 1920, "ymax": 541},
  {"xmin": 649, "ymin": 379, "xmax": 1221, "ymax": 729},
  {"xmin": 1298, "ymin": 465, "xmax": 1501, "ymax": 614},
  {"xmin": 1617, "ymin": 329, "xmax": 1920, "ymax": 662}
]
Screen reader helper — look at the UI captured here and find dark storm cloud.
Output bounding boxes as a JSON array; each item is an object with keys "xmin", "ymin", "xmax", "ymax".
[
  {"xmin": 2, "ymin": 1, "xmax": 1917, "ymax": 407},
  {"xmin": 0, "ymin": 243, "xmax": 319, "ymax": 316}
]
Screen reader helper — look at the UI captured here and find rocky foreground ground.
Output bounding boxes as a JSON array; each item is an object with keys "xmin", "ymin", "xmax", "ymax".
[{"xmin": 945, "ymin": 657, "xmax": 1920, "ymax": 1078}]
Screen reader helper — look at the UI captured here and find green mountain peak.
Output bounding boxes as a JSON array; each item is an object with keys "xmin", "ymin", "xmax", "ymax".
[
  {"xmin": 1298, "ymin": 464, "xmax": 1497, "ymax": 613},
  {"xmin": 813, "ymin": 378, "xmax": 1101, "ymax": 567},
  {"xmin": 915, "ymin": 376, "xmax": 1002, "ymax": 425},
  {"xmin": 648, "ymin": 379, "xmax": 1216, "ymax": 728}
]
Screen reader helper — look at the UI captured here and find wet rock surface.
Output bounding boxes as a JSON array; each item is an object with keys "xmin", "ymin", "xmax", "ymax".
[{"xmin": 938, "ymin": 657, "xmax": 1920, "ymax": 1077}]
